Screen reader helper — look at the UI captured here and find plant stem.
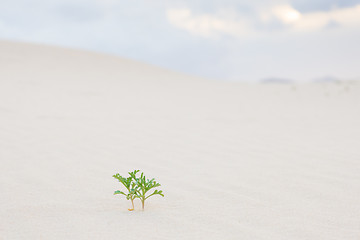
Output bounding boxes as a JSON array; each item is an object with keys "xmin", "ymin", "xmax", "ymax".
[
  {"xmin": 141, "ymin": 199, "xmax": 145, "ymax": 210},
  {"xmin": 131, "ymin": 198, "xmax": 134, "ymax": 210}
]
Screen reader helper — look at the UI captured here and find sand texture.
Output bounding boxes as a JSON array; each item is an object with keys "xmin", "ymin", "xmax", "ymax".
[{"xmin": 0, "ymin": 41, "xmax": 359, "ymax": 239}]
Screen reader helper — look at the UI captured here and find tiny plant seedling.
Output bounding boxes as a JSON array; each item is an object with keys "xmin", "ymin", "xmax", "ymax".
[
  {"xmin": 112, "ymin": 170, "xmax": 140, "ymax": 211},
  {"xmin": 129, "ymin": 171, "xmax": 164, "ymax": 210}
]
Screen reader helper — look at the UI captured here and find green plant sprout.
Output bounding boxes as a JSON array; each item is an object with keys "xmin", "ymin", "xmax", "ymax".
[
  {"xmin": 129, "ymin": 171, "xmax": 164, "ymax": 210},
  {"xmin": 113, "ymin": 170, "xmax": 164, "ymax": 211},
  {"xmin": 112, "ymin": 170, "xmax": 140, "ymax": 211}
]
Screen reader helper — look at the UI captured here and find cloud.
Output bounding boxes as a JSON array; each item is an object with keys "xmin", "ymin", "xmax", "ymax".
[
  {"xmin": 167, "ymin": 3, "xmax": 360, "ymax": 38},
  {"xmin": 271, "ymin": 4, "xmax": 360, "ymax": 31},
  {"xmin": 166, "ymin": 8, "xmax": 252, "ymax": 38},
  {"xmin": 331, "ymin": 4, "xmax": 360, "ymax": 26},
  {"xmin": 290, "ymin": 0, "xmax": 360, "ymax": 12},
  {"xmin": 270, "ymin": 5, "xmax": 302, "ymax": 24}
]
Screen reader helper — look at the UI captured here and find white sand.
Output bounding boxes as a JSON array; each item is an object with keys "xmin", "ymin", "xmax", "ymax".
[{"xmin": 0, "ymin": 41, "xmax": 359, "ymax": 240}]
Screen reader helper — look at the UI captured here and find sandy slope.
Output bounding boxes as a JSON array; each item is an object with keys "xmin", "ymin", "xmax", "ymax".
[{"xmin": 0, "ymin": 41, "xmax": 359, "ymax": 240}]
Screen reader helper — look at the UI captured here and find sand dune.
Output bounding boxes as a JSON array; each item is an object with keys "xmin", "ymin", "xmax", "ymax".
[{"xmin": 0, "ymin": 41, "xmax": 359, "ymax": 239}]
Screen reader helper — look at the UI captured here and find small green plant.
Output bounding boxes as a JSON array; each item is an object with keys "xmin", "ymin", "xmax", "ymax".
[
  {"xmin": 112, "ymin": 170, "xmax": 140, "ymax": 211},
  {"xmin": 113, "ymin": 170, "xmax": 164, "ymax": 211},
  {"xmin": 129, "ymin": 171, "xmax": 164, "ymax": 210}
]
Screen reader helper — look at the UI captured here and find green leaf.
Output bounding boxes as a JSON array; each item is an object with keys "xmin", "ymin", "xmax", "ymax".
[{"xmin": 114, "ymin": 190, "xmax": 126, "ymax": 196}]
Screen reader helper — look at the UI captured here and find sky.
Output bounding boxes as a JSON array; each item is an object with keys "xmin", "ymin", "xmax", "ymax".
[{"xmin": 1, "ymin": 0, "xmax": 360, "ymax": 82}]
